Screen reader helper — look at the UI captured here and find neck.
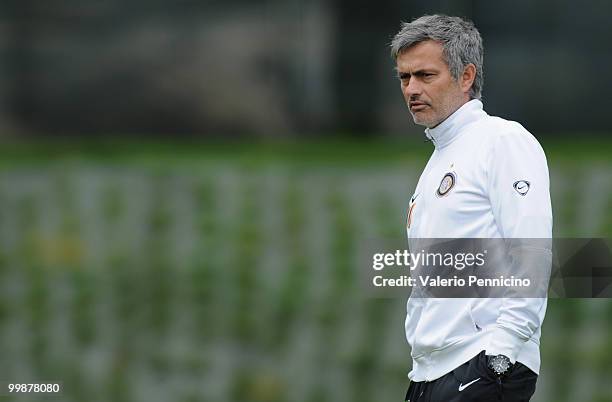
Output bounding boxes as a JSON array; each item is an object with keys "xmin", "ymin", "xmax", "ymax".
[{"xmin": 424, "ymin": 99, "xmax": 486, "ymax": 149}]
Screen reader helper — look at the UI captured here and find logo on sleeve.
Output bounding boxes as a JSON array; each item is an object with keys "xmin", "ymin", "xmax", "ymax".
[
  {"xmin": 513, "ymin": 180, "xmax": 530, "ymax": 196},
  {"xmin": 436, "ymin": 172, "xmax": 456, "ymax": 197}
]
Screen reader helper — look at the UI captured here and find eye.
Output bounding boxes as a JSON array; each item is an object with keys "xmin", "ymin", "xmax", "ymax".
[{"xmin": 398, "ymin": 76, "xmax": 410, "ymax": 86}]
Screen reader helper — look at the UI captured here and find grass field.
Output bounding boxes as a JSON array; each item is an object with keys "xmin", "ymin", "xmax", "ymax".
[{"xmin": 0, "ymin": 139, "xmax": 611, "ymax": 402}]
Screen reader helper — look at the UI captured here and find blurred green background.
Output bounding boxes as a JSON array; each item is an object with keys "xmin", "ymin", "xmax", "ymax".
[{"xmin": 0, "ymin": 139, "xmax": 610, "ymax": 402}]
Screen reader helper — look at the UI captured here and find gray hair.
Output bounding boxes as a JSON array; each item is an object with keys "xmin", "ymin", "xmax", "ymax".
[{"xmin": 390, "ymin": 15, "xmax": 484, "ymax": 100}]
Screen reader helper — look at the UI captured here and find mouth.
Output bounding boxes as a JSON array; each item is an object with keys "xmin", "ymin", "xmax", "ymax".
[{"xmin": 409, "ymin": 102, "xmax": 429, "ymax": 112}]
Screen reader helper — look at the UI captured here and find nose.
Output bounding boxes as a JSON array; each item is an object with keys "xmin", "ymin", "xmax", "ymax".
[{"xmin": 403, "ymin": 78, "xmax": 422, "ymax": 98}]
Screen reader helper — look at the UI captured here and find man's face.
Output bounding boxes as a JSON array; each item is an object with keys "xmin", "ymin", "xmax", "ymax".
[{"xmin": 396, "ymin": 40, "xmax": 468, "ymax": 128}]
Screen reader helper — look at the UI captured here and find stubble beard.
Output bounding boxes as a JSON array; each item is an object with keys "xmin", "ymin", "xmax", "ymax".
[
  {"xmin": 413, "ymin": 93, "xmax": 464, "ymax": 129},
  {"xmin": 410, "ymin": 106, "xmax": 440, "ymax": 128}
]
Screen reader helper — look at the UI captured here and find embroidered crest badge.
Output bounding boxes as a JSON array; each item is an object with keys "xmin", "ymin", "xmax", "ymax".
[{"xmin": 436, "ymin": 172, "xmax": 456, "ymax": 197}]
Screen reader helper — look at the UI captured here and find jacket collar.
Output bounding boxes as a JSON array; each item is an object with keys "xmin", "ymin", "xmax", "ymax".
[{"xmin": 425, "ymin": 99, "xmax": 487, "ymax": 149}]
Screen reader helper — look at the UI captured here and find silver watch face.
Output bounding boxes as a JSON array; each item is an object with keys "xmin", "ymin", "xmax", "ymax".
[{"xmin": 489, "ymin": 355, "xmax": 511, "ymax": 375}]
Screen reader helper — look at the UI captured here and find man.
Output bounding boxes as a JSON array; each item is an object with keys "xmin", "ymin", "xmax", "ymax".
[{"xmin": 391, "ymin": 15, "xmax": 552, "ymax": 401}]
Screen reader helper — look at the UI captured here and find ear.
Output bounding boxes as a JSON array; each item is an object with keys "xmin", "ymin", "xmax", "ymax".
[{"xmin": 460, "ymin": 64, "xmax": 477, "ymax": 95}]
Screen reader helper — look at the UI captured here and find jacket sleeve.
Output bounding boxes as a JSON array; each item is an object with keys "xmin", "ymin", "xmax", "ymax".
[{"xmin": 485, "ymin": 127, "xmax": 553, "ymax": 362}]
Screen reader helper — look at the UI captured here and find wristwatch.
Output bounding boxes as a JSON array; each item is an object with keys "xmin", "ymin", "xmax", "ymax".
[{"xmin": 487, "ymin": 354, "xmax": 512, "ymax": 376}]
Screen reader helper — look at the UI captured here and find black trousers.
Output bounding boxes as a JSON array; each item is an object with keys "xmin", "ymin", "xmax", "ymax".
[{"xmin": 405, "ymin": 351, "xmax": 538, "ymax": 402}]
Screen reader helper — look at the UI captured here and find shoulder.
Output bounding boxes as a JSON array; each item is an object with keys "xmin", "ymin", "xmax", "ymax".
[{"xmin": 476, "ymin": 115, "xmax": 546, "ymax": 159}]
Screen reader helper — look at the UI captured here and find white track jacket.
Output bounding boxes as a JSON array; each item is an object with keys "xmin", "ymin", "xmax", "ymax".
[{"xmin": 405, "ymin": 99, "xmax": 553, "ymax": 381}]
